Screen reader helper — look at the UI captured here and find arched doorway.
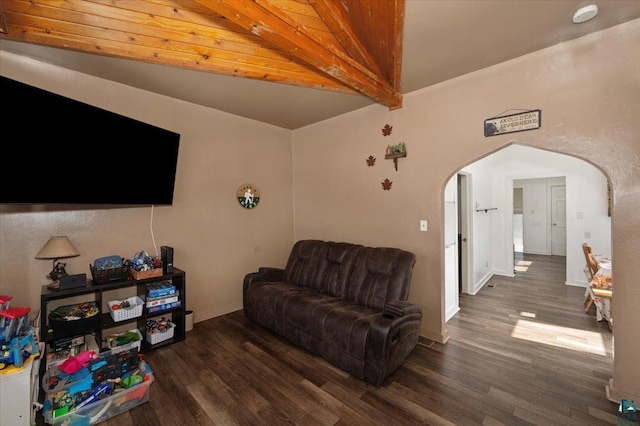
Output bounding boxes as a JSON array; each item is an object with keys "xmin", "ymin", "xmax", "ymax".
[{"xmin": 442, "ymin": 143, "xmax": 612, "ymax": 323}]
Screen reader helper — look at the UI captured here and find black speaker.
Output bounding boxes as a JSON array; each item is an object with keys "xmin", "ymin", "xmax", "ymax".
[
  {"xmin": 59, "ymin": 273, "xmax": 87, "ymax": 290},
  {"xmin": 161, "ymin": 246, "xmax": 174, "ymax": 274}
]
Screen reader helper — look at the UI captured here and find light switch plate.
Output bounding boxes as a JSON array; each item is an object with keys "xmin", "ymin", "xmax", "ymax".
[{"xmin": 420, "ymin": 220, "xmax": 428, "ymax": 231}]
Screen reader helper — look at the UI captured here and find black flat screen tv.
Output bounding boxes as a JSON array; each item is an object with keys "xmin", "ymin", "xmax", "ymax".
[{"xmin": 1, "ymin": 76, "xmax": 180, "ymax": 205}]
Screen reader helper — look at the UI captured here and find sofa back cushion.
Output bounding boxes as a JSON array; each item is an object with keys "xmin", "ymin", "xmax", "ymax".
[
  {"xmin": 284, "ymin": 240, "xmax": 362, "ymax": 296},
  {"xmin": 346, "ymin": 247, "xmax": 417, "ymax": 311},
  {"xmin": 315, "ymin": 242, "xmax": 363, "ymax": 296},
  {"xmin": 284, "ymin": 240, "xmax": 327, "ymax": 288}
]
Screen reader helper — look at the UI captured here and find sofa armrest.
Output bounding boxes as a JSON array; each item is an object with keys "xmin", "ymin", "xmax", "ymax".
[
  {"xmin": 365, "ymin": 302, "xmax": 422, "ymax": 386},
  {"xmin": 243, "ymin": 267, "xmax": 284, "ymax": 297},
  {"xmin": 258, "ymin": 266, "xmax": 285, "ymax": 276},
  {"xmin": 383, "ymin": 300, "xmax": 422, "ymax": 318},
  {"xmin": 243, "ymin": 268, "xmax": 286, "ymax": 316},
  {"xmin": 246, "ymin": 267, "xmax": 285, "ymax": 284}
]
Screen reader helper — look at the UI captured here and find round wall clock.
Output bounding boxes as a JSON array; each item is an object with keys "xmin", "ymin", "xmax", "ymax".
[{"xmin": 236, "ymin": 183, "xmax": 260, "ymax": 209}]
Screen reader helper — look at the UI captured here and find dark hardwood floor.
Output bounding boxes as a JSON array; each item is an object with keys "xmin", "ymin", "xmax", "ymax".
[{"xmin": 50, "ymin": 254, "xmax": 619, "ymax": 425}]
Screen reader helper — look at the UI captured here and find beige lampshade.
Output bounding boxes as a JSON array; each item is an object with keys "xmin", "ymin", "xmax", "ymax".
[{"xmin": 36, "ymin": 236, "xmax": 80, "ymax": 259}]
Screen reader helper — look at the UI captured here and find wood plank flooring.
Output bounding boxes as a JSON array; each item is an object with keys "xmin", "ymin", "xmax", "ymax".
[{"xmin": 45, "ymin": 254, "xmax": 619, "ymax": 425}]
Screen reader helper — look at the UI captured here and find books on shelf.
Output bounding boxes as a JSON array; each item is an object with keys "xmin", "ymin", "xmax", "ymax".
[
  {"xmin": 145, "ymin": 292, "xmax": 179, "ymax": 307},
  {"xmin": 146, "ymin": 282, "xmax": 180, "ymax": 313},
  {"xmin": 147, "ymin": 300, "xmax": 182, "ymax": 314},
  {"xmin": 146, "ymin": 281, "xmax": 176, "ymax": 298}
]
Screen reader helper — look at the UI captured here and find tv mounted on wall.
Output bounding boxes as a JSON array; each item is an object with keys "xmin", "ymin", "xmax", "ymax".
[{"xmin": 0, "ymin": 76, "xmax": 180, "ymax": 205}]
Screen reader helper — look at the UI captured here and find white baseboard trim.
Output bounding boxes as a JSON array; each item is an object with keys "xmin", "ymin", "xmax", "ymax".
[
  {"xmin": 471, "ymin": 272, "xmax": 493, "ymax": 294},
  {"xmin": 445, "ymin": 305, "xmax": 460, "ymax": 322},
  {"xmin": 523, "ymin": 250, "xmax": 549, "ymax": 255},
  {"xmin": 420, "ymin": 327, "xmax": 450, "ymax": 344}
]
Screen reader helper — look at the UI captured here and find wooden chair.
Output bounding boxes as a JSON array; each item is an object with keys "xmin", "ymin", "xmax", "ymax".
[
  {"xmin": 582, "ymin": 243, "xmax": 599, "ymax": 279},
  {"xmin": 582, "ymin": 243, "xmax": 599, "ymax": 311}
]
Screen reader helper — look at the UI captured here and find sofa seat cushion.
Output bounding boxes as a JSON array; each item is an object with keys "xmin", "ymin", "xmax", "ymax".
[
  {"xmin": 283, "ymin": 291, "xmax": 351, "ymax": 340},
  {"xmin": 322, "ymin": 306, "xmax": 378, "ymax": 367},
  {"xmin": 245, "ymin": 281, "xmax": 306, "ymax": 333},
  {"xmin": 280, "ymin": 290, "xmax": 347, "ymax": 354}
]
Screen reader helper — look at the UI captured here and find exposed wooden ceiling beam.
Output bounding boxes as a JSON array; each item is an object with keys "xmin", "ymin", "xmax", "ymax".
[
  {"xmin": 0, "ymin": 0, "xmax": 357, "ymax": 94},
  {"xmin": 0, "ymin": 2, "xmax": 7, "ymax": 34},
  {"xmin": 390, "ymin": 0, "xmax": 405, "ymax": 93},
  {"xmin": 197, "ymin": 0, "xmax": 402, "ymax": 109},
  {"xmin": 0, "ymin": 0, "xmax": 404, "ymax": 110},
  {"xmin": 308, "ymin": 0, "xmax": 383, "ymax": 78}
]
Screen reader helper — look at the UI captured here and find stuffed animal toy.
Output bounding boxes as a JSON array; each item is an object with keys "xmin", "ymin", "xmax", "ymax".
[{"xmin": 58, "ymin": 350, "xmax": 96, "ymax": 375}]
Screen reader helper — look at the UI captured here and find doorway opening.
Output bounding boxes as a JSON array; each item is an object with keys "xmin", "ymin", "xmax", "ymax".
[{"xmin": 442, "ymin": 144, "xmax": 610, "ymax": 323}]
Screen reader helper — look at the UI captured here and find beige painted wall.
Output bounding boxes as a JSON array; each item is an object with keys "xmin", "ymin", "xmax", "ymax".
[
  {"xmin": 0, "ymin": 52, "xmax": 295, "ymax": 328},
  {"xmin": 292, "ymin": 21, "xmax": 639, "ymax": 401},
  {"xmin": 1, "ymin": 19, "xmax": 638, "ymax": 404}
]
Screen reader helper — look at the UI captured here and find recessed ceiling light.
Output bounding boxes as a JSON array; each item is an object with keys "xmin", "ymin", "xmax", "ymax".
[{"xmin": 573, "ymin": 4, "xmax": 598, "ymax": 24}]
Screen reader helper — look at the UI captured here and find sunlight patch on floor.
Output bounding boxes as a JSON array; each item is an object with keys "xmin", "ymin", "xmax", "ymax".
[
  {"xmin": 514, "ymin": 260, "xmax": 532, "ymax": 272},
  {"xmin": 511, "ymin": 319, "xmax": 607, "ymax": 356},
  {"xmin": 520, "ymin": 311, "xmax": 536, "ymax": 318}
]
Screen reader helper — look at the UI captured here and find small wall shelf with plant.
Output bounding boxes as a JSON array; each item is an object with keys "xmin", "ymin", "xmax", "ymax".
[{"xmin": 385, "ymin": 142, "xmax": 407, "ymax": 171}]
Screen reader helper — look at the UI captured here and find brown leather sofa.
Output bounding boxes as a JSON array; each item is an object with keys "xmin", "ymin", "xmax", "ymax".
[{"xmin": 243, "ymin": 239, "xmax": 422, "ymax": 386}]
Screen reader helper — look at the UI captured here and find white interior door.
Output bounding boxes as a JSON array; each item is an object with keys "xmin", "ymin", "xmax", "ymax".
[{"xmin": 551, "ymin": 185, "xmax": 566, "ymax": 256}]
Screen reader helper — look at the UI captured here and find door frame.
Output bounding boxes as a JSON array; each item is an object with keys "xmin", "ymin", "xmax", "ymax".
[{"xmin": 457, "ymin": 172, "xmax": 473, "ymax": 295}]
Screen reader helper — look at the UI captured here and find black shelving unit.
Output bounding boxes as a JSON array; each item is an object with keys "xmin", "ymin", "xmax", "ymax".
[{"xmin": 39, "ymin": 268, "xmax": 186, "ymax": 352}]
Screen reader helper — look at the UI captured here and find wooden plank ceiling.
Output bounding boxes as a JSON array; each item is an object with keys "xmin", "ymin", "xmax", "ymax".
[{"xmin": 0, "ymin": 0, "xmax": 404, "ymax": 109}]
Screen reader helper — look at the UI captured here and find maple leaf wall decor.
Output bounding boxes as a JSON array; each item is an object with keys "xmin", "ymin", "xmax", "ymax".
[
  {"xmin": 366, "ymin": 155, "xmax": 376, "ymax": 166},
  {"xmin": 381, "ymin": 179, "xmax": 393, "ymax": 190},
  {"xmin": 382, "ymin": 124, "xmax": 393, "ymax": 136}
]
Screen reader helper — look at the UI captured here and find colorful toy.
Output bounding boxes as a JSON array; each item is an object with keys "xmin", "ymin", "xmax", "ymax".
[
  {"xmin": 121, "ymin": 374, "xmax": 143, "ymax": 389},
  {"xmin": 0, "ymin": 295, "xmax": 12, "ymax": 311},
  {"xmin": 146, "ymin": 316, "xmax": 172, "ymax": 334},
  {"xmin": 68, "ymin": 373, "xmax": 95, "ymax": 395},
  {"xmin": 74, "ymin": 382, "xmax": 112, "ymax": 409},
  {"xmin": 0, "ymin": 306, "xmax": 30, "ymax": 343},
  {"xmin": 0, "ymin": 326, "xmax": 38, "ymax": 369},
  {"xmin": 59, "ymin": 350, "xmax": 96, "ymax": 375}
]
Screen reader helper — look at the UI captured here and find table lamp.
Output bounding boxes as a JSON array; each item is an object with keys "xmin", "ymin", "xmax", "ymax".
[{"xmin": 36, "ymin": 236, "xmax": 80, "ymax": 284}]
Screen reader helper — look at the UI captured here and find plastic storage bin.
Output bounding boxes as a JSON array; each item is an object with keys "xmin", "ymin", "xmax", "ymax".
[
  {"xmin": 108, "ymin": 297, "xmax": 144, "ymax": 322},
  {"xmin": 42, "ymin": 342, "xmax": 154, "ymax": 426},
  {"xmin": 44, "ymin": 360, "xmax": 153, "ymax": 425},
  {"xmin": 146, "ymin": 322, "xmax": 175, "ymax": 345},
  {"xmin": 103, "ymin": 328, "xmax": 143, "ymax": 352}
]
